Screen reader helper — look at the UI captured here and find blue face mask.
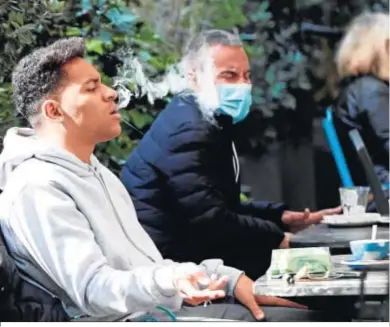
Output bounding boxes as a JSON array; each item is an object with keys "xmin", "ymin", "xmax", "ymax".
[{"xmin": 216, "ymin": 84, "xmax": 252, "ymax": 124}]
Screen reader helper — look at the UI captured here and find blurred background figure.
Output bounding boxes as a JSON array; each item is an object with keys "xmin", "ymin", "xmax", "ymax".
[{"xmin": 332, "ymin": 12, "xmax": 389, "ymax": 210}]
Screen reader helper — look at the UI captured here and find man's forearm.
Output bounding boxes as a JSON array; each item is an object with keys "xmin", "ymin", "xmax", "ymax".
[{"xmin": 239, "ymin": 200, "xmax": 289, "ymax": 231}]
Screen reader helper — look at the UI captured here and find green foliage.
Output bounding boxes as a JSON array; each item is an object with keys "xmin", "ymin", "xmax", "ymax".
[
  {"xmin": 131, "ymin": 0, "xmax": 247, "ymax": 54},
  {"xmin": 0, "ymin": 0, "xmax": 68, "ymax": 83},
  {"xmin": 242, "ymin": 0, "xmax": 389, "ymax": 117},
  {"xmin": 244, "ymin": 1, "xmax": 305, "ymax": 116},
  {"xmin": 0, "ymin": 0, "xmax": 178, "ymax": 174},
  {"xmin": 0, "ymin": 85, "xmax": 17, "ymax": 145},
  {"xmin": 234, "ymin": 0, "xmax": 389, "ymax": 153},
  {"xmin": 0, "ymin": 0, "xmax": 70, "ymax": 146},
  {"xmin": 1, "ymin": 0, "xmax": 389, "ymax": 170}
]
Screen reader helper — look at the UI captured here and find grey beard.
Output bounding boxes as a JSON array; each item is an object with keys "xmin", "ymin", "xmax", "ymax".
[{"xmin": 179, "ymin": 89, "xmax": 219, "ymax": 126}]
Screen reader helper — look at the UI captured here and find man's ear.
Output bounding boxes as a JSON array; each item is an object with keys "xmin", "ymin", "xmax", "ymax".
[
  {"xmin": 41, "ymin": 100, "xmax": 64, "ymax": 123},
  {"xmin": 385, "ymin": 38, "xmax": 390, "ymax": 55}
]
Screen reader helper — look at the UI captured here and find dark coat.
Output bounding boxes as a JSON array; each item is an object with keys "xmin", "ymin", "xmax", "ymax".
[
  {"xmin": 121, "ymin": 94, "xmax": 288, "ymax": 278},
  {"xmin": 333, "ymin": 74, "xmax": 389, "ymax": 187}
]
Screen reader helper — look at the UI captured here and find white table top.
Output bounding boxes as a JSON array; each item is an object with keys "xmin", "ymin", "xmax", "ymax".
[{"xmin": 254, "ymin": 255, "xmax": 389, "ymax": 297}]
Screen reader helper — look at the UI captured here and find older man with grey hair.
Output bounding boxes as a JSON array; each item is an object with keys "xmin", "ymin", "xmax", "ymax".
[{"xmin": 121, "ymin": 29, "xmax": 341, "ymax": 279}]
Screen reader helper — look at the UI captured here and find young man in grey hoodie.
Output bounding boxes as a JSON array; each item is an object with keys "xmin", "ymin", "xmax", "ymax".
[{"xmin": 0, "ymin": 37, "xmax": 332, "ymax": 322}]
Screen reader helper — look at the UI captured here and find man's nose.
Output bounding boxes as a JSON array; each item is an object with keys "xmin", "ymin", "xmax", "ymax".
[{"xmin": 104, "ymin": 85, "xmax": 118, "ymax": 102}]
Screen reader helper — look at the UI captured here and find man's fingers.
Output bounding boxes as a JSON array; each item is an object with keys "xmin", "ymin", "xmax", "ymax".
[
  {"xmin": 287, "ymin": 207, "xmax": 342, "ymax": 226},
  {"xmin": 309, "ymin": 206, "xmax": 343, "ymax": 222},
  {"xmin": 179, "ymin": 279, "xmax": 225, "ymax": 300},
  {"xmin": 316, "ymin": 206, "xmax": 343, "ymax": 217},
  {"xmin": 182, "ymin": 289, "xmax": 226, "ymax": 303},
  {"xmin": 184, "ymin": 298, "xmax": 205, "ymax": 306},
  {"xmin": 322, "ymin": 206, "xmax": 343, "ymax": 215},
  {"xmin": 285, "ymin": 210, "xmax": 311, "ymax": 225},
  {"xmin": 177, "ymin": 272, "xmax": 227, "ymax": 306},
  {"xmin": 178, "ymin": 279, "xmax": 203, "ymax": 297},
  {"xmin": 189, "ymin": 271, "xmax": 210, "ymax": 288},
  {"xmin": 256, "ymin": 295, "xmax": 308, "ymax": 310},
  {"xmin": 208, "ymin": 275, "xmax": 229, "ymax": 291}
]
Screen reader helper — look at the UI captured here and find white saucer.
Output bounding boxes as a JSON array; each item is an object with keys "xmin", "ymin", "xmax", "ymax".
[
  {"xmin": 378, "ymin": 216, "xmax": 390, "ymax": 224},
  {"xmin": 340, "ymin": 258, "xmax": 390, "ymax": 270},
  {"xmin": 322, "ymin": 213, "xmax": 381, "ymax": 227}
]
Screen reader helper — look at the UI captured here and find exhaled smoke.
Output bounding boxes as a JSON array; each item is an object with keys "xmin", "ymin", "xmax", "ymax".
[
  {"xmin": 113, "ymin": 48, "xmax": 188, "ymax": 110},
  {"xmin": 113, "ymin": 46, "xmax": 221, "ymax": 129}
]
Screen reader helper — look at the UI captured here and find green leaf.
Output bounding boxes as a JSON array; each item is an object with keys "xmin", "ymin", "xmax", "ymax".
[
  {"xmin": 18, "ymin": 23, "xmax": 35, "ymax": 32},
  {"xmin": 271, "ymin": 82, "xmax": 286, "ymax": 98},
  {"xmin": 86, "ymin": 39, "xmax": 104, "ymax": 55},
  {"xmin": 258, "ymin": 0, "xmax": 270, "ymax": 12},
  {"xmin": 265, "ymin": 68, "xmax": 275, "ymax": 84},
  {"xmin": 129, "ymin": 110, "xmax": 151, "ymax": 129},
  {"xmin": 66, "ymin": 27, "xmax": 82, "ymax": 36},
  {"xmin": 10, "ymin": 21, "xmax": 20, "ymax": 29},
  {"xmin": 138, "ymin": 50, "xmax": 152, "ymax": 62},
  {"xmin": 8, "ymin": 11, "xmax": 24, "ymax": 26}
]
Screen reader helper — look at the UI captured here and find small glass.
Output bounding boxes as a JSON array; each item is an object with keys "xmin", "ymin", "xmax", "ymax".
[{"xmin": 339, "ymin": 186, "xmax": 370, "ymax": 215}]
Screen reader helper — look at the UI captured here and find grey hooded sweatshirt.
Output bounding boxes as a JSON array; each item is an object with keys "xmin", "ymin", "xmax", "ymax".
[{"xmin": 0, "ymin": 127, "xmax": 243, "ymax": 320}]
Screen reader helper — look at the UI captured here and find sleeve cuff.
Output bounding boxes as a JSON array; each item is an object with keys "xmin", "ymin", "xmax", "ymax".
[
  {"xmin": 153, "ymin": 266, "xmax": 178, "ymax": 297},
  {"xmin": 214, "ymin": 265, "xmax": 244, "ymax": 296}
]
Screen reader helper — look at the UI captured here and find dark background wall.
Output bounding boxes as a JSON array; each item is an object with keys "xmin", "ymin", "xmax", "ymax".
[{"xmin": 240, "ymin": 117, "xmax": 341, "ymax": 211}]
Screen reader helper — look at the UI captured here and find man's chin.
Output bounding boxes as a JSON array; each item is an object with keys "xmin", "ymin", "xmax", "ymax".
[{"xmin": 98, "ymin": 126, "xmax": 123, "ymax": 143}]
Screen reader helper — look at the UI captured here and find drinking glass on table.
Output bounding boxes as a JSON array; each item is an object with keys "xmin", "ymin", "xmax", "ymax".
[{"xmin": 339, "ymin": 186, "xmax": 370, "ymax": 215}]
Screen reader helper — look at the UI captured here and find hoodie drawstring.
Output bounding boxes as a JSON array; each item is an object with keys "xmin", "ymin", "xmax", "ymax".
[{"xmin": 232, "ymin": 142, "xmax": 239, "ymax": 183}]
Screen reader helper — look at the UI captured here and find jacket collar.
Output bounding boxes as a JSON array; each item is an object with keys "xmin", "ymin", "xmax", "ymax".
[{"xmin": 214, "ymin": 111, "xmax": 233, "ymax": 130}]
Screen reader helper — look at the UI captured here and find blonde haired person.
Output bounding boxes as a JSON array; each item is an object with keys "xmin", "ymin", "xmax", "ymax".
[
  {"xmin": 336, "ymin": 12, "xmax": 389, "ymax": 81},
  {"xmin": 333, "ymin": 12, "xmax": 389, "ymax": 210}
]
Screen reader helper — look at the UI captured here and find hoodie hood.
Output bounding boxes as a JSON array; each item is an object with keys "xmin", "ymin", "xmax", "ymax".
[{"xmin": 0, "ymin": 127, "xmax": 98, "ymax": 190}]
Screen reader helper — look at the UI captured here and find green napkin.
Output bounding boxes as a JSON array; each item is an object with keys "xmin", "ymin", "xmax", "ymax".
[{"xmin": 266, "ymin": 247, "xmax": 332, "ymax": 280}]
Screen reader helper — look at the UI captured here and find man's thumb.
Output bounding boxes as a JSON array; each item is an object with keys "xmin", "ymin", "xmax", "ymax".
[{"xmin": 250, "ymin": 304, "xmax": 265, "ymax": 321}]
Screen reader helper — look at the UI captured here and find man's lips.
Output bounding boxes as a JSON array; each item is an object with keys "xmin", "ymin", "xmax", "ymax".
[
  {"xmin": 110, "ymin": 105, "xmax": 119, "ymax": 114},
  {"xmin": 109, "ymin": 105, "xmax": 121, "ymax": 119}
]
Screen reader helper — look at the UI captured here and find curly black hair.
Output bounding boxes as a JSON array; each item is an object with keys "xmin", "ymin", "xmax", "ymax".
[{"xmin": 11, "ymin": 37, "xmax": 85, "ymax": 125}]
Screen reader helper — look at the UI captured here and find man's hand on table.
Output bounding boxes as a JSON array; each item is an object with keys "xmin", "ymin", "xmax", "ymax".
[
  {"xmin": 282, "ymin": 206, "xmax": 342, "ymax": 233},
  {"xmin": 233, "ymin": 274, "xmax": 307, "ymax": 321},
  {"xmin": 278, "ymin": 207, "xmax": 341, "ymax": 248},
  {"xmin": 174, "ymin": 271, "xmax": 228, "ymax": 306}
]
